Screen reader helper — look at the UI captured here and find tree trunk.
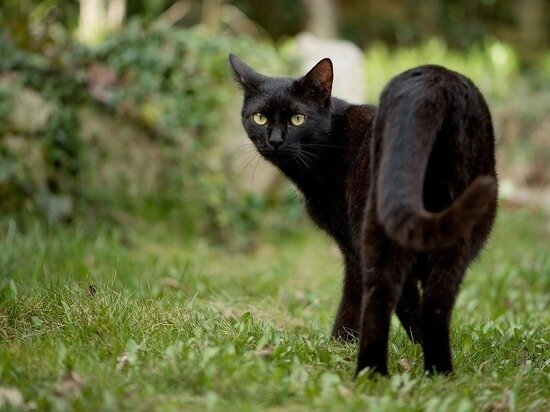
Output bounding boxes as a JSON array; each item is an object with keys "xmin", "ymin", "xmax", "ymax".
[
  {"xmin": 77, "ymin": 0, "xmax": 126, "ymax": 44},
  {"xmin": 516, "ymin": 0, "xmax": 547, "ymax": 65},
  {"xmin": 77, "ymin": 0, "xmax": 106, "ymax": 43},
  {"xmin": 302, "ymin": 0, "xmax": 337, "ymax": 38},
  {"xmin": 202, "ymin": 0, "xmax": 223, "ymax": 30},
  {"xmin": 106, "ymin": 0, "xmax": 126, "ymax": 31}
]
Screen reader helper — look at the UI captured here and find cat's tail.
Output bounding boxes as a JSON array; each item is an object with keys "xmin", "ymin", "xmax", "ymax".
[{"xmin": 376, "ymin": 98, "xmax": 497, "ymax": 251}]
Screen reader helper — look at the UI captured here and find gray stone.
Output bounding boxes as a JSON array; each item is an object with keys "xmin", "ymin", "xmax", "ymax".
[{"xmin": 295, "ymin": 32, "xmax": 366, "ymax": 104}]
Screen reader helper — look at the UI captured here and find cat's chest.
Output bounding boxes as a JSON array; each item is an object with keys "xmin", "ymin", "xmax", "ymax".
[
  {"xmin": 304, "ymin": 193, "xmax": 354, "ymax": 250},
  {"xmin": 301, "ymin": 153, "xmax": 370, "ymax": 249}
]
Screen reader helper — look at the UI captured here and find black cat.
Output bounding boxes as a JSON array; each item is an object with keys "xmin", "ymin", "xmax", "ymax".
[{"xmin": 229, "ymin": 54, "xmax": 497, "ymax": 376}]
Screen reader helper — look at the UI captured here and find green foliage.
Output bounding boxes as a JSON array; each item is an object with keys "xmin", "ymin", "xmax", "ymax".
[
  {"xmin": 0, "ymin": 20, "xmax": 290, "ymax": 244},
  {"xmin": 1, "ymin": 15, "xmax": 546, "ymax": 243},
  {"xmin": 0, "ymin": 83, "xmax": 12, "ymax": 133},
  {"xmin": 0, "ymin": 0, "xmax": 78, "ymax": 52},
  {"xmin": 364, "ymin": 38, "xmax": 521, "ymax": 103},
  {"xmin": 87, "ymin": 21, "xmax": 227, "ymax": 138},
  {"xmin": 0, "ymin": 31, "xmax": 88, "ymax": 220}
]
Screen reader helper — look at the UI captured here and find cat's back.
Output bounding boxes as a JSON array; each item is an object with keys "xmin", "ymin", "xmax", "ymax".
[
  {"xmin": 342, "ymin": 102, "xmax": 376, "ymax": 143},
  {"xmin": 379, "ymin": 65, "xmax": 489, "ymax": 114}
]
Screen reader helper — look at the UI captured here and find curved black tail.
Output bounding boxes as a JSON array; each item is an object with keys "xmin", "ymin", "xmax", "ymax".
[{"xmin": 376, "ymin": 93, "xmax": 497, "ymax": 251}]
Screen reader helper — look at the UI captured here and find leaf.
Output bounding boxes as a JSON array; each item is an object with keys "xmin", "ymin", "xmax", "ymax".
[
  {"xmin": 61, "ymin": 301, "xmax": 72, "ymax": 324},
  {"xmin": 9, "ymin": 280, "xmax": 18, "ymax": 298},
  {"xmin": 159, "ymin": 277, "xmax": 180, "ymax": 290}
]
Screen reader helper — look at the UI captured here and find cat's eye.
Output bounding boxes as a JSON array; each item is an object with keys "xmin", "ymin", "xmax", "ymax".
[
  {"xmin": 290, "ymin": 114, "xmax": 306, "ymax": 126},
  {"xmin": 252, "ymin": 113, "xmax": 268, "ymax": 126}
]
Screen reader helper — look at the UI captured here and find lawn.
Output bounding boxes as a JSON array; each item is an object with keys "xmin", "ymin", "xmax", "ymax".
[{"xmin": 1, "ymin": 207, "xmax": 549, "ymax": 411}]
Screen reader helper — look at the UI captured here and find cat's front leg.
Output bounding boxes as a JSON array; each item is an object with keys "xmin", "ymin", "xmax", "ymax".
[{"xmin": 331, "ymin": 255, "xmax": 362, "ymax": 342}]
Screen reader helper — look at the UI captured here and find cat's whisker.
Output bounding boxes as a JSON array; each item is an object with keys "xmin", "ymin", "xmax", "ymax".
[
  {"xmin": 232, "ymin": 150, "xmax": 259, "ymax": 167},
  {"xmin": 300, "ymin": 143, "xmax": 346, "ymax": 148},
  {"xmin": 231, "ymin": 145, "xmax": 259, "ymax": 159},
  {"xmin": 300, "ymin": 149, "xmax": 322, "ymax": 162},
  {"xmin": 250, "ymin": 156, "xmax": 264, "ymax": 186},
  {"xmin": 233, "ymin": 149, "xmax": 257, "ymax": 165},
  {"xmin": 293, "ymin": 150, "xmax": 322, "ymax": 183},
  {"xmin": 235, "ymin": 151, "xmax": 261, "ymax": 177},
  {"xmin": 229, "ymin": 143, "xmax": 257, "ymax": 153},
  {"xmin": 297, "ymin": 148, "xmax": 321, "ymax": 165},
  {"xmin": 232, "ymin": 155, "xmax": 254, "ymax": 169},
  {"xmin": 230, "ymin": 145, "xmax": 259, "ymax": 167}
]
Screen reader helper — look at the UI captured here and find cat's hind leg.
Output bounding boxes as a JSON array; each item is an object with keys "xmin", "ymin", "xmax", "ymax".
[
  {"xmin": 356, "ymin": 221, "xmax": 415, "ymax": 376},
  {"xmin": 421, "ymin": 241, "xmax": 469, "ymax": 374},
  {"xmin": 395, "ymin": 279, "xmax": 422, "ymax": 344}
]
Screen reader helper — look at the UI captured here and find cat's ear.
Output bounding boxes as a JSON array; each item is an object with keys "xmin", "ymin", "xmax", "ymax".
[
  {"xmin": 229, "ymin": 54, "xmax": 265, "ymax": 93},
  {"xmin": 296, "ymin": 58, "xmax": 333, "ymax": 106}
]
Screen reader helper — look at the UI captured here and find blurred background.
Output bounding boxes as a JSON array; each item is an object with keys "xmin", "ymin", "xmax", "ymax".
[{"xmin": 0, "ymin": 0, "xmax": 548, "ymax": 250}]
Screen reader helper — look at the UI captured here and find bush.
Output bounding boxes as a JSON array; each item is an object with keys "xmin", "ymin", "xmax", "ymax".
[
  {"xmin": 0, "ymin": 20, "xmax": 291, "ymax": 246},
  {"xmin": 363, "ymin": 38, "xmax": 521, "ymax": 104}
]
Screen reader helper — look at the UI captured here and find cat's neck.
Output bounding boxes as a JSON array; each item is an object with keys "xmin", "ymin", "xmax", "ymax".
[
  {"xmin": 277, "ymin": 98, "xmax": 376, "ymax": 252},
  {"xmin": 288, "ymin": 99, "xmax": 376, "ymax": 197}
]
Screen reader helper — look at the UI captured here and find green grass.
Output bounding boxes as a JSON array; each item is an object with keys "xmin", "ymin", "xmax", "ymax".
[{"xmin": 1, "ymin": 208, "xmax": 549, "ymax": 411}]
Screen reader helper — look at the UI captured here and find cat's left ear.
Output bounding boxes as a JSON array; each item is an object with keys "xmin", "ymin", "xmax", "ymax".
[
  {"xmin": 296, "ymin": 58, "xmax": 333, "ymax": 106},
  {"xmin": 229, "ymin": 54, "xmax": 265, "ymax": 94}
]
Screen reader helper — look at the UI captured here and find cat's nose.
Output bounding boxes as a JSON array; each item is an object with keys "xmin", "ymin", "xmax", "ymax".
[
  {"xmin": 268, "ymin": 128, "xmax": 284, "ymax": 149},
  {"xmin": 269, "ymin": 140, "xmax": 284, "ymax": 149}
]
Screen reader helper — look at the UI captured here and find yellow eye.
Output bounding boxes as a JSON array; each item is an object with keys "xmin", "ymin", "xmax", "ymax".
[
  {"xmin": 252, "ymin": 113, "xmax": 268, "ymax": 126},
  {"xmin": 290, "ymin": 114, "xmax": 306, "ymax": 126}
]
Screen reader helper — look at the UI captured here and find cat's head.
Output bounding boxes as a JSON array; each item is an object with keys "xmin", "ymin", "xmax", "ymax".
[{"xmin": 229, "ymin": 54, "xmax": 334, "ymax": 167}]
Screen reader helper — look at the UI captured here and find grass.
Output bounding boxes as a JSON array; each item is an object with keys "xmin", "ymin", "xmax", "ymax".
[{"xmin": 0, "ymin": 207, "xmax": 549, "ymax": 411}]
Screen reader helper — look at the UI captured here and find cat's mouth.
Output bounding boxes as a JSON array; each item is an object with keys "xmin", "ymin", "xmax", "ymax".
[
  {"xmin": 258, "ymin": 147, "xmax": 318, "ymax": 169},
  {"xmin": 258, "ymin": 147, "xmax": 289, "ymax": 160},
  {"xmin": 258, "ymin": 146, "xmax": 295, "ymax": 157}
]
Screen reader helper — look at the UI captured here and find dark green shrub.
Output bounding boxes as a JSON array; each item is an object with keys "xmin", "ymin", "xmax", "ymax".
[{"xmin": 0, "ymin": 20, "xmax": 293, "ymax": 245}]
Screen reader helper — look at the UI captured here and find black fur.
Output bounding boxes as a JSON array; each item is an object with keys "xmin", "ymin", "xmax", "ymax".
[{"xmin": 229, "ymin": 54, "xmax": 497, "ymax": 376}]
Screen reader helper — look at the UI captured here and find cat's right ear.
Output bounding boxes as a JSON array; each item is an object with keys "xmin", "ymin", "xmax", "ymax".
[
  {"xmin": 229, "ymin": 54, "xmax": 264, "ymax": 93},
  {"xmin": 295, "ymin": 58, "xmax": 333, "ymax": 107}
]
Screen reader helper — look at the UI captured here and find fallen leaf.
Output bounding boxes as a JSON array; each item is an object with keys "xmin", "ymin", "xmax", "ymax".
[
  {"xmin": 488, "ymin": 390, "xmax": 511, "ymax": 412},
  {"xmin": 55, "ymin": 372, "xmax": 85, "ymax": 397},
  {"xmin": 116, "ymin": 352, "xmax": 131, "ymax": 372},
  {"xmin": 26, "ymin": 400, "xmax": 37, "ymax": 411},
  {"xmin": 159, "ymin": 277, "xmax": 180, "ymax": 290},
  {"xmin": 255, "ymin": 345, "xmax": 273, "ymax": 358}
]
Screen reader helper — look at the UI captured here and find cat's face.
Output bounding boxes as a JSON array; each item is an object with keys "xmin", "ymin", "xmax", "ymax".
[{"xmin": 229, "ymin": 54, "xmax": 334, "ymax": 167}]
